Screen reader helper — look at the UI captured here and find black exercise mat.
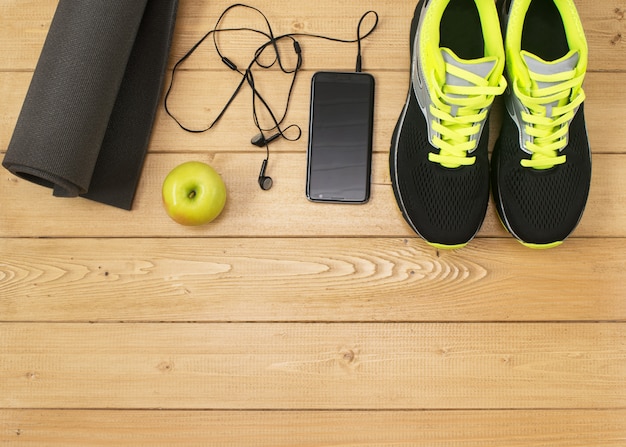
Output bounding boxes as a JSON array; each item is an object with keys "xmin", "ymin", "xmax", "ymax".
[{"xmin": 2, "ymin": 0, "xmax": 179, "ymax": 210}]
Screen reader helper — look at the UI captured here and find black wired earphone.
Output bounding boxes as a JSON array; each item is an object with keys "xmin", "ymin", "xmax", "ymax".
[{"xmin": 164, "ymin": 4, "xmax": 379, "ymax": 190}]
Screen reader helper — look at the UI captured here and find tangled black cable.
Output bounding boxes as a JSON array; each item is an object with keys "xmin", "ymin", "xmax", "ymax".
[{"xmin": 163, "ymin": 3, "xmax": 378, "ymax": 188}]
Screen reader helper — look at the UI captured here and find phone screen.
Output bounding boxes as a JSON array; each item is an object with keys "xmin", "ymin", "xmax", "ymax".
[{"xmin": 306, "ymin": 72, "xmax": 375, "ymax": 203}]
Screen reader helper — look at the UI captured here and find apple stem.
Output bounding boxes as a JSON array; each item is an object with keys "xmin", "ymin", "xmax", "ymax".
[{"xmin": 188, "ymin": 190, "xmax": 196, "ymax": 199}]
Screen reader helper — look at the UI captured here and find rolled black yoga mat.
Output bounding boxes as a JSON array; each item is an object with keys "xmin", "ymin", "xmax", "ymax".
[{"xmin": 3, "ymin": 0, "xmax": 179, "ymax": 210}]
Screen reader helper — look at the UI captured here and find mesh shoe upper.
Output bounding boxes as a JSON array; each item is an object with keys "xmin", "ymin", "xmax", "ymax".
[
  {"xmin": 493, "ymin": 105, "xmax": 591, "ymax": 245},
  {"xmin": 492, "ymin": 0, "xmax": 591, "ymax": 247},
  {"xmin": 393, "ymin": 92, "xmax": 492, "ymax": 245},
  {"xmin": 390, "ymin": 0, "xmax": 506, "ymax": 248}
]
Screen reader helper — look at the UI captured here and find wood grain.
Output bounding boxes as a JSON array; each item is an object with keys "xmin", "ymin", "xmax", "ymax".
[
  {"xmin": 1, "ymin": 0, "xmax": 625, "ymax": 71},
  {"xmin": 3, "ymin": 71, "xmax": 626, "ymax": 155},
  {"xmin": 1, "ymin": 323, "xmax": 625, "ymax": 409},
  {"xmin": 2, "ymin": 410, "xmax": 625, "ymax": 446},
  {"xmin": 1, "ymin": 238, "xmax": 625, "ymax": 322},
  {"xmin": 1, "ymin": 153, "xmax": 624, "ymax": 238}
]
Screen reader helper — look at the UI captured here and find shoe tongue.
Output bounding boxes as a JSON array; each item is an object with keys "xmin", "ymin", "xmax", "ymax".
[
  {"xmin": 521, "ymin": 50, "xmax": 579, "ymax": 117},
  {"xmin": 441, "ymin": 47, "xmax": 497, "ymax": 87},
  {"xmin": 440, "ymin": 48, "xmax": 497, "ymax": 116},
  {"xmin": 522, "ymin": 50, "xmax": 579, "ymax": 87}
]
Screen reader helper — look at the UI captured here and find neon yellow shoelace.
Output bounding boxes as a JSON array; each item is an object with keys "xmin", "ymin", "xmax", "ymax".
[
  {"xmin": 515, "ymin": 69, "xmax": 585, "ymax": 170},
  {"xmin": 428, "ymin": 63, "xmax": 507, "ymax": 169}
]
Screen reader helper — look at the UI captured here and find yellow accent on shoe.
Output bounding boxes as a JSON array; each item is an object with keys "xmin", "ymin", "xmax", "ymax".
[
  {"xmin": 428, "ymin": 241, "xmax": 468, "ymax": 250},
  {"xmin": 419, "ymin": 0, "xmax": 507, "ymax": 169},
  {"xmin": 515, "ymin": 51, "xmax": 586, "ymax": 170},
  {"xmin": 521, "ymin": 240, "xmax": 564, "ymax": 250},
  {"xmin": 428, "ymin": 51, "xmax": 507, "ymax": 168},
  {"xmin": 504, "ymin": 0, "xmax": 588, "ymax": 171},
  {"xmin": 497, "ymin": 208, "xmax": 564, "ymax": 250},
  {"xmin": 505, "ymin": 0, "xmax": 588, "ymax": 86}
]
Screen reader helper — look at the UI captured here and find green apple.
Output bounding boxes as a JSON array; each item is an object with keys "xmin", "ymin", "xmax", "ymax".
[{"xmin": 162, "ymin": 161, "xmax": 227, "ymax": 226}]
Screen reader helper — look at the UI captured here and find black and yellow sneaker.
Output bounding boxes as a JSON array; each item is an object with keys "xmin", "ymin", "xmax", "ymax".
[
  {"xmin": 390, "ymin": 0, "xmax": 506, "ymax": 249},
  {"xmin": 492, "ymin": 0, "xmax": 591, "ymax": 248}
]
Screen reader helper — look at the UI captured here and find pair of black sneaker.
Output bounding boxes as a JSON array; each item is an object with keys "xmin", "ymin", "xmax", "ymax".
[{"xmin": 390, "ymin": 0, "xmax": 591, "ymax": 249}]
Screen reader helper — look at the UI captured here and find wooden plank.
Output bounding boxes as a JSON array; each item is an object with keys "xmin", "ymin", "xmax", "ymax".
[
  {"xmin": 1, "ymin": 323, "xmax": 624, "ymax": 409},
  {"xmin": 0, "ymin": 153, "xmax": 624, "ymax": 238},
  {"xmin": 153, "ymin": 70, "xmax": 626, "ymax": 154},
  {"xmin": 0, "ymin": 0, "xmax": 57, "ymax": 71},
  {"xmin": 1, "ymin": 238, "xmax": 626, "ymax": 323},
  {"xmin": 1, "ymin": 409, "xmax": 625, "ymax": 446},
  {"xmin": 577, "ymin": 1, "xmax": 626, "ymax": 71},
  {"xmin": 2, "ymin": 71, "xmax": 625, "ymax": 155},
  {"xmin": 1, "ymin": 0, "xmax": 625, "ymax": 72}
]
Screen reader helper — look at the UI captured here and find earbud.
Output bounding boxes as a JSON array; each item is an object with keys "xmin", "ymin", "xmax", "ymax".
[
  {"xmin": 251, "ymin": 131, "xmax": 281, "ymax": 147},
  {"xmin": 252, "ymin": 132, "xmax": 279, "ymax": 190},
  {"xmin": 258, "ymin": 158, "xmax": 273, "ymax": 190}
]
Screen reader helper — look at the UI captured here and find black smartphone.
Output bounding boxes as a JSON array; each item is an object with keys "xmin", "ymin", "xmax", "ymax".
[{"xmin": 306, "ymin": 71, "xmax": 375, "ymax": 203}]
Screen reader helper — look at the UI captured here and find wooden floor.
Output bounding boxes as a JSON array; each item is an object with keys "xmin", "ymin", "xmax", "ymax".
[{"xmin": 1, "ymin": 0, "xmax": 625, "ymax": 445}]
